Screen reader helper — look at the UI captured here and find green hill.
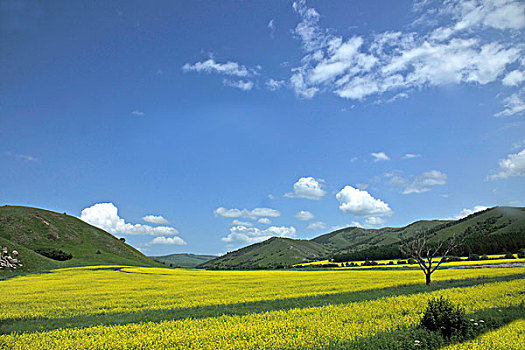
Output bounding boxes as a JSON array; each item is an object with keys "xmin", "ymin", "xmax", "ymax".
[
  {"xmin": 200, "ymin": 237, "xmax": 330, "ymax": 270},
  {"xmin": 151, "ymin": 253, "xmax": 217, "ymax": 268},
  {"xmin": 202, "ymin": 207, "xmax": 525, "ymax": 269},
  {"xmin": 0, "ymin": 205, "xmax": 162, "ymax": 274},
  {"xmin": 312, "ymin": 220, "xmax": 449, "ymax": 252}
]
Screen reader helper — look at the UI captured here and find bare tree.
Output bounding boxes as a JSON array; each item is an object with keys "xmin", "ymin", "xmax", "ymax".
[{"xmin": 400, "ymin": 233, "xmax": 464, "ymax": 285}]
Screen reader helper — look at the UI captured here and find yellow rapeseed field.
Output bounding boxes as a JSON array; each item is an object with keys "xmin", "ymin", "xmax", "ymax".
[
  {"xmin": 1, "ymin": 266, "xmax": 524, "ymax": 320},
  {"xmin": 0, "ymin": 266, "xmax": 524, "ymax": 349},
  {"xmin": 442, "ymin": 319, "xmax": 525, "ymax": 350}
]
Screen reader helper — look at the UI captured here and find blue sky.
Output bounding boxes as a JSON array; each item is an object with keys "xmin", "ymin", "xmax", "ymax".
[{"xmin": 1, "ymin": 0, "xmax": 524, "ymax": 256}]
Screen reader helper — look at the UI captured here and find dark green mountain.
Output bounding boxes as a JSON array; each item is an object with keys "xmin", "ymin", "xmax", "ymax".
[
  {"xmin": 0, "ymin": 205, "xmax": 162, "ymax": 274},
  {"xmin": 202, "ymin": 207, "xmax": 525, "ymax": 269},
  {"xmin": 151, "ymin": 253, "xmax": 217, "ymax": 268}
]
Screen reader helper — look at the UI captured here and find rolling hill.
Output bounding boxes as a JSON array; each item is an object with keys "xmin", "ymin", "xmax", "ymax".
[
  {"xmin": 200, "ymin": 237, "xmax": 330, "ymax": 270},
  {"xmin": 150, "ymin": 253, "xmax": 217, "ymax": 268},
  {"xmin": 0, "ymin": 205, "xmax": 162, "ymax": 274},
  {"xmin": 202, "ymin": 207, "xmax": 525, "ymax": 269}
]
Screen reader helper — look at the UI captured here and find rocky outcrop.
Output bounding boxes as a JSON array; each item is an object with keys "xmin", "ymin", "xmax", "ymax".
[{"xmin": 0, "ymin": 247, "xmax": 23, "ymax": 269}]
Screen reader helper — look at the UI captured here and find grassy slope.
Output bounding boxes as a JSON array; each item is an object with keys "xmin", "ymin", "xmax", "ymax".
[
  {"xmin": 0, "ymin": 205, "xmax": 161, "ymax": 273},
  {"xmin": 151, "ymin": 253, "xmax": 217, "ymax": 268},
  {"xmin": 428, "ymin": 206, "xmax": 525, "ymax": 241},
  {"xmin": 200, "ymin": 237, "xmax": 330, "ymax": 269}
]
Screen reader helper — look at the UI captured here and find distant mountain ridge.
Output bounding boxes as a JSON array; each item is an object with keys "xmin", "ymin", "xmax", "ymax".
[
  {"xmin": 201, "ymin": 207, "xmax": 525, "ymax": 270},
  {"xmin": 150, "ymin": 253, "xmax": 217, "ymax": 268},
  {"xmin": 0, "ymin": 205, "xmax": 161, "ymax": 273}
]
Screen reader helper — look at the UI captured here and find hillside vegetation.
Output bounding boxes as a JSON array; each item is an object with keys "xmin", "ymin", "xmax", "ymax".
[
  {"xmin": 0, "ymin": 206, "xmax": 161, "ymax": 274},
  {"xmin": 202, "ymin": 207, "xmax": 525, "ymax": 269}
]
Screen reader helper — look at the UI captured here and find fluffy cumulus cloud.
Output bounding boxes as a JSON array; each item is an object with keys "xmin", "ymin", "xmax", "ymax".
[
  {"xmin": 371, "ymin": 152, "xmax": 390, "ymax": 162},
  {"xmin": 214, "ymin": 207, "xmax": 281, "ymax": 219},
  {"xmin": 222, "ymin": 225, "xmax": 296, "ymax": 244},
  {"xmin": 258, "ymin": 218, "xmax": 272, "ymax": 224},
  {"xmin": 289, "ymin": 0, "xmax": 524, "ymax": 115},
  {"xmin": 452, "ymin": 205, "xmax": 489, "ymax": 220},
  {"xmin": 490, "ymin": 148, "xmax": 525, "ymax": 179},
  {"xmin": 80, "ymin": 203, "xmax": 179, "ymax": 236},
  {"xmin": 307, "ymin": 221, "xmax": 328, "ymax": 230},
  {"xmin": 336, "ymin": 186, "xmax": 393, "ymax": 217},
  {"xmin": 285, "ymin": 177, "xmax": 326, "ymax": 200},
  {"xmin": 294, "ymin": 210, "xmax": 314, "ymax": 220},
  {"xmin": 142, "ymin": 215, "xmax": 169, "ymax": 224},
  {"xmin": 148, "ymin": 236, "xmax": 187, "ymax": 246}
]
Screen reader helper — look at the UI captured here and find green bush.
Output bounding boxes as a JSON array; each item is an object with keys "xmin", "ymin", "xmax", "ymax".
[
  {"xmin": 420, "ymin": 296, "xmax": 470, "ymax": 339},
  {"xmin": 397, "ymin": 260, "xmax": 407, "ymax": 264},
  {"xmin": 34, "ymin": 248, "xmax": 73, "ymax": 261},
  {"xmin": 407, "ymin": 258, "xmax": 417, "ymax": 264},
  {"xmin": 504, "ymin": 252, "xmax": 516, "ymax": 259},
  {"xmin": 481, "ymin": 254, "xmax": 489, "ymax": 260},
  {"xmin": 518, "ymin": 249, "xmax": 525, "ymax": 258}
]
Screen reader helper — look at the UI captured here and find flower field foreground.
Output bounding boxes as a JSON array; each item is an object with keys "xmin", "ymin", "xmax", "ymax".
[
  {"xmin": 1, "ymin": 266, "xmax": 524, "ymax": 321},
  {"xmin": 443, "ymin": 319, "xmax": 525, "ymax": 350},
  {"xmin": 1, "ymin": 266, "xmax": 524, "ymax": 349}
]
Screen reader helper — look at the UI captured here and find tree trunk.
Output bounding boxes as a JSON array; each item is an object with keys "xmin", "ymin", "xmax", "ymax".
[{"xmin": 425, "ymin": 272, "xmax": 431, "ymax": 285}]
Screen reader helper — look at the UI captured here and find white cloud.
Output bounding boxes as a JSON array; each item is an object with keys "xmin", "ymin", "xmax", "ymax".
[
  {"xmin": 285, "ymin": 177, "xmax": 326, "ymax": 200},
  {"xmin": 371, "ymin": 152, "xmax": 390, "ymax": 162},
  {"xmin": 288, "ymin": 0, "xmax": 523, "ymax": 108},
  {"xmin": 350, "ymin": 156, "xmax": 358, "ymax": 163},
  {"xmin": 336, "ymin": 186, "xmax": 393, "ymax": 217},
  {"xmin": 402, "ymin": 170, "xmax": 448, "ymax": 194},
  {"xmin": 142, "ymin": 215, "xmax": 169, "ymax": 224},
  {"xmin": 182, "ymin": 59, "xmax": 251, "ymax": 77},
  {"xmin": 258, "ymin": 218, "xmax": 271, "ymax": 225},
  {"xmin": 80, "ymin": 203, "xmax": 179, "ymax": 236},
  {"xmin": 268, "ymin": 19, "xmax": 276, "ymax": 38},
  {"xmin": 222, "ymin": 79, "xmax": 254, "ymax": 91},
  {"xmin": 131, "ymin": 110, "xmax": 145, "ymax": 116},
  {"xmin": 502, "ymin": 70, "xmax": 525, "ymax": 86},
  {"xmin": 355, "ymin": 183, "xmax": 368, "ymax": 190},
  {"xmin": 294, "ymin": 210, "xmax": 314, "ymax": 221},
  {"xmin": 268, "ymin": 194, "xmax": 275, "ymax": 200},
  {"xmin": 148, "ymin": 236, "xmax": 187, "ymax": 246},
  {"xmin": 403, "ymin": 153, "xmax": 421, "ymax": 159},
  {"xmin": 222, "ymin": 225, "xmax": 296, "ymax": 244},
  {"xmin": 452, "ymin": 205, "xmax": 489, "ymax": 220},
  {"xmin": 495, "ymin": 92, "xmax": 525, "ymax": 117},
  {"xmin": 307, "ymin": 221, "xmax": 327, "ymax": 230},
  {"xmin": 364, "ymin": 216, "xmax": 386, "ymax": 226},
  {"xmin": 214, "ymin": 207, "xmax": 281, "ymax": 219},
  {"xmin": 266, "ymin": 78, "xmax": 285, "ymax": 91},
  {"xmin": 490, "ymin": 148, "xmax": 525, "ymax": 179},
  {"xmin": 232, "ymin": 219, "xmax": 254, "ymax": 227}
]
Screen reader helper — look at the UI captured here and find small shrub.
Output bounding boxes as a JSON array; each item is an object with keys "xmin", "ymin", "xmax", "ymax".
[
  {"xmin": 96, "ymin": 249, "xmax": 102, "ymax": 254},
  {"xmin": 119, "ymin": 238, "xmax": 126, "ymax": 243},
  {"xmin": 468, "ymin": 254, "xmax": 480, "ymax": 261},
  {"xmin": 481, "ymin": 254, "xmax": 489, "ymax": 260},
  {"xmin": 407, "ymin": 258, "xmax": 417, "ymax": 264},
  {"xmin": 34, "ymin": 248, "xmax": 72, "ymax": 261},
  {"xmin": 420, "ymin": 296, "xmax": 470, "ymax": 339},
  {"xmin": 518, "ymin": 249, "xmax": 525, "ymax": 259},
  {"xmin": 504, "ymin": 252, "xmax": 516, "ymax": 259},
  {"xmin": 397, "ymin": 260, "xmax": 407, "ymax": 264}
]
